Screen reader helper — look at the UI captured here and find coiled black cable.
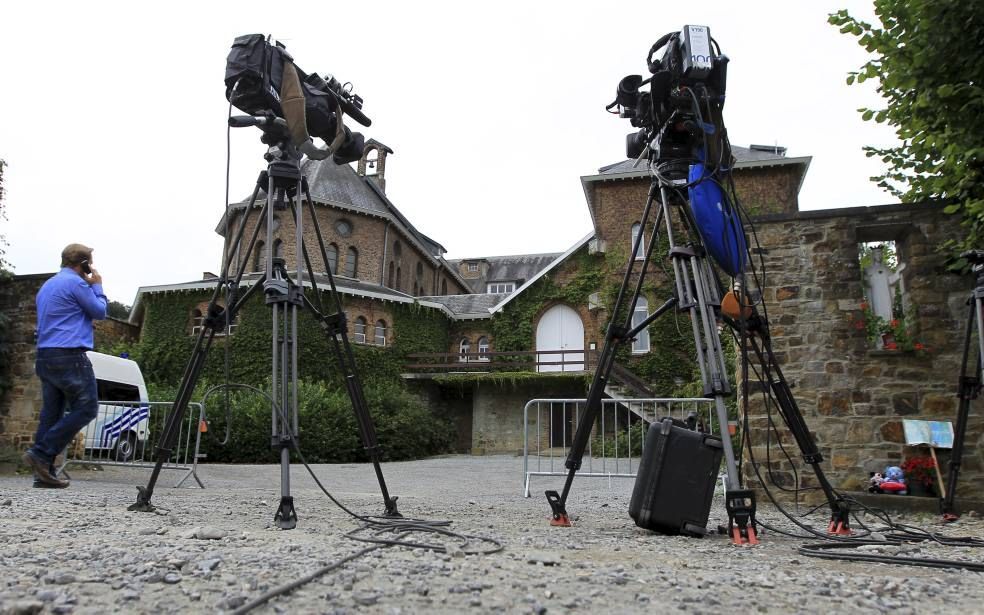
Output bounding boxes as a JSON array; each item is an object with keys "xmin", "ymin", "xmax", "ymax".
[{"xmin": 200, "ymin": 383, "xmax": 502, "ymax": 614}]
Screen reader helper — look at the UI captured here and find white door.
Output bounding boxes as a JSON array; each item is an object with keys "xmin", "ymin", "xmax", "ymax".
[{"xmin": 536, "ymin": 304, "xmax": 585, "ymax": 372}]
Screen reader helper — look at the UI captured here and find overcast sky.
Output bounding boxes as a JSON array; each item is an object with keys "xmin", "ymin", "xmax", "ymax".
[{"xmin": 0, "ymin": 0, "xmax": 896, "ymax": 306}]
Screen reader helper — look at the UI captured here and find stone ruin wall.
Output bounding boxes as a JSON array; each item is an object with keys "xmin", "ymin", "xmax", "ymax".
[
  {"xmin": 0, "ymin": 273, "xmax": 137, "ymax": 450},
  {"xmin": 743, "ymin": 203, "xmax": 978, "ymax": 500}
]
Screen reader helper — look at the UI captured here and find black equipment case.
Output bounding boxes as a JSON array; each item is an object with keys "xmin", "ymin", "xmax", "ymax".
[{"xmin": 629, "ymin": 417, "xmax": 724, "ymax": 536}]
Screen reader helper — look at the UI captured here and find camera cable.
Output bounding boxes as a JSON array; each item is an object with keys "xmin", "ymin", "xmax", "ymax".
[
  {"xmin": 709, "ymin": 187, "xmax": 984, "ymax": 569},
  {"xmin": 202, "ymin": 384, "xmax": 502, "ymax": 614}
]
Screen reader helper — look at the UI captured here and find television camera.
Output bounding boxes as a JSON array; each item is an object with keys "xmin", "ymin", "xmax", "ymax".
[
  {"xmin": 224, "ymin": 33, "xmax": 370, "ymax": 164},
  {"xmin": 608, "ymin": 25, "xmax": 730, "ymax": 171}
]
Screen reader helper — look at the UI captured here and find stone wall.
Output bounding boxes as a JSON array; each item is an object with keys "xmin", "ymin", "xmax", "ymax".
[
  {"xmin": 470, "ymin": 377, "xmax": 588, "ymax": 454},
  {"xmin": 745, "ymin": 203, "xmax": 976, "ymax": 498},
  {"xmin": 0, "ymin": 273, "xmax": 139, "ymax": 449},
  {"xmin": 586, "ymin": 162, "xmax": 804, "ymax": 254},
  {"xmin": 0, "ymin": 274, "xmax": 47, "ymax": 449},
  {"xmin": 93, "ymin": 317, "xmax": 139, "ymax": 352}
]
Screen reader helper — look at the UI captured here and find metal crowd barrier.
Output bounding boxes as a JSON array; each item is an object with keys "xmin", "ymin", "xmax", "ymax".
[
  {"xmin": 59, "ymin": 401, "xmax": 205, "ymax": 489},
  {"xmin": 523, "ymin": 397, "xmax": 717, "ymax": 497}
]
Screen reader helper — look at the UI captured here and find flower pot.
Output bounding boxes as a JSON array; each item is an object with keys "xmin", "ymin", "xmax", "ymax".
[{"xmin": 880, "ymin": 332, "xmax": 898, "ymax": 350}]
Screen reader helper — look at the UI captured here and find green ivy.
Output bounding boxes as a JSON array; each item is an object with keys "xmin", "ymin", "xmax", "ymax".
[
  {"xmin": 490, "ymin": 243, "xmax": 701, "ymax": 396},
  {"xmin": 116, "ymin": 289, "xmax": 450, "ymax": 388},
  {"xmin": 434, "ymin": 371, "xmax": 590, "ymax": 390},
  {"xmin": 113, "ymin": 288, "xmax": 456, "ymax": 463}
]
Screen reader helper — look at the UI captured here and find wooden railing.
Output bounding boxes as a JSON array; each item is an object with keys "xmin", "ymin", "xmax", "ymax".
[{"xmin": 404, "ymin": 349, "xmax": 595, "ymax": 373}]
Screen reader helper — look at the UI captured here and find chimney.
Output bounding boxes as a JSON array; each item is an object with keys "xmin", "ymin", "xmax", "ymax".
[{"xmin": 357, "ymin": 139, "xmax": 395, "ymax": 193}]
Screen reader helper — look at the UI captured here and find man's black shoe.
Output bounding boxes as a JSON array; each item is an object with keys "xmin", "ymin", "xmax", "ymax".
[
  {"xmin": 33, "ymin": 479, "xmax": 69, "ymax": 489},
  {"xmin": 22, "ymin": 451, "xmax": 70, "ymax": 488}
]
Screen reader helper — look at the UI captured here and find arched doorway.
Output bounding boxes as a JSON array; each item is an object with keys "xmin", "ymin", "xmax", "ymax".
[{"xmin": 535, "ymin": 304, "xmax": 585, "ymax": 372}]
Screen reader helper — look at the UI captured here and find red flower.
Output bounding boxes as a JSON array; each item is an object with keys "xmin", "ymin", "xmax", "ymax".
[
  {"xmin": 914, "ymin": 343, "xmax": 925, "ymax": 351},
  {"xmin": 884, "ymin": 342, "xmax": 898, "ymax": 350},
  {"xmin": 902, "ymin": 457, "xmax": 937, "ymax": 487},
  {"xmin": 854, "ymin": 321, "xmax": 865, "ymax": 330},
  {"xmin": 890, "ymin": 319, "xmax": 899, "ymax": 328},
  {"xmin": 860, "ymin": 302, "xmax": 869, "ymax": 310}
]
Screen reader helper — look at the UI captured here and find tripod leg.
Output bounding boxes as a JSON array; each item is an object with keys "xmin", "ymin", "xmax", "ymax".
[
  {"xmin": 544, "ymin": 183, "xmax": 663, "ymax": 525},
  {"xmin": 944, "ymin": 291, "xmax": 983, "ymax": 518},
  {"xmin": 130, "ymin": 181, "xmax": 268, "ymax": 512},
  {"xmin": 741, "ymin": 326, "xmax": 851, "ymax": 534},
  {"xmin": 292, "ymin": 181, "xmax": 400, "ymax": 517},
  {"xmin": 263, "ymin": 177, "xmax": 304, "ymax": 529},
  {"xmin": 656, "ymin": 183, "xmax": 757, "ymax": 543}
]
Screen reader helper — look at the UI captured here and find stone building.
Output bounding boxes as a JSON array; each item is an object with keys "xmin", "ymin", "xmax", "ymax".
[
  {"xmin": 744, "ymin": 202, "xmax": 973, "ymax": 497},
  {"xmin": 5, "ymin": 136, "xmax": 979, "ymax": 504}
]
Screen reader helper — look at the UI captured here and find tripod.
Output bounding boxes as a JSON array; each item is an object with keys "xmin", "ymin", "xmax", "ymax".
[
  {"xmin": 545, "ymin": 167, "xmax": 759, "ymax": 542},
  {"xmin": 545, "ymin": 164, "xmax": 854, "ymax": 543},
  {"xmin": 129, "ymin": 116, "xmax": 400, "ymax": 527},
  {"xmin": 942, "ymin": 251, "xmax": 984, "ymax": 519}
]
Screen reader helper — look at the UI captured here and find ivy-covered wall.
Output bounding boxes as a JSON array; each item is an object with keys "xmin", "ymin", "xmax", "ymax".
[
  {"xmin": 113, "ymin": 288, "xmax": 456, "ymax": 462},
  {"xmin": 489, "ymin": 244, "xmax": 700, "ymax": 396},
  {"xmin": 121, "ymin": 289, "xmax": 450, "ymax": 389}
]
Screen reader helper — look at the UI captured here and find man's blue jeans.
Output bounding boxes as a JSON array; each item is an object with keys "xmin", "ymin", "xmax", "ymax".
[{"xmin": 30, "ymin": 348, "xmax": 99, "ymax": 464}]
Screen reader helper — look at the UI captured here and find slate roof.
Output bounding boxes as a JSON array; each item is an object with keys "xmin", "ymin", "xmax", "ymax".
[
  {"xmin": 416, "ymin": 293, "xmax": 509, "ymax": 318},
  {"xmin": 216, "ymin": 157, "xmax": 468, "ymax": 290},
  {"xmin": 301, "ymin": 156, "xmax": 391, "ymax": 216},
  {"xmin": 447, "ymin": 253, "xmax": 561, "ymax": 294},
  {"xmin": 130, "ymin": 272, "xmax": 426, "ymax": 325}
]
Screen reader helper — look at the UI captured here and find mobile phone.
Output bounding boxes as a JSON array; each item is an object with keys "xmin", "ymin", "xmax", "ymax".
[{"xmin": 81, "ymin": 259, "xmax": 92, "ymax": 275}]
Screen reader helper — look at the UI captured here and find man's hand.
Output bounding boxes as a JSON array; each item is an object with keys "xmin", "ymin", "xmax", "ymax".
[{"xmin": 86, "ymin": 266, "xmax": 103, "ymax": 286}]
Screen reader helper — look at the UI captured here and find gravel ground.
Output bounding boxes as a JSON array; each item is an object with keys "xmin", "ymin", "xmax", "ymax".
[{"xmin": 2, "ymin": 454, "xmax": 984, "ymax": 614}]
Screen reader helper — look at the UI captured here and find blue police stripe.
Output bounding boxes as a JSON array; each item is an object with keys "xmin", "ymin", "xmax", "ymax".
[{"xmin": 100, "ymin": 405, "xmax": 149, "ymax": 448}]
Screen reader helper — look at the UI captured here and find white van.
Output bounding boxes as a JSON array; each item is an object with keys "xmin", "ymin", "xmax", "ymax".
[{"xmin": 80, "ymin": 351, "xmax": 150, "ymax": 462}]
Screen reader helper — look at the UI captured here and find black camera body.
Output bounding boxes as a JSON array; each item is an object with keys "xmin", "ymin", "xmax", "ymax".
[
  {"xmin": 611, "ymin": 25, "xmax": 729, "ymax": 165},
  {"xmin": 224, "ymin": 34, "xmax": 369, "ymax": 164}
]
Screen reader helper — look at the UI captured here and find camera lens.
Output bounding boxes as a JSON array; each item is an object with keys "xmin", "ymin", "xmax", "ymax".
[{"xmin": 617, "ymin": 75, "xmax": 644, "ymax": 107}]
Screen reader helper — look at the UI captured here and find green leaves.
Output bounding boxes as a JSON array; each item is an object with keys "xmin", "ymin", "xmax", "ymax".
[{"xmin": 834, "ymin": 0, "xmax": 984, "ymax": 254}]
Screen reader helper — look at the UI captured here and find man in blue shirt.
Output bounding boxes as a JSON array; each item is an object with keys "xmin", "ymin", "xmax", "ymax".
[{"xmin": 23, "ymin": 243, "xmax": 108, "ymax": 488}]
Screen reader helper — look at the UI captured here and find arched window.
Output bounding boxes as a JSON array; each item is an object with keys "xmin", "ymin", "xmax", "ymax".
[
  {"xmin": 374, "ymin": 320, "xmax": 387, "ymax": 346},
  {"xmin": 393, "ymin": 241, "xmax": 402, "ymax": 258},
  {"xmin": 345, "ymin": 247, "xmax": 358, "ymax": 278},
  {"xmin": 326, "ymin": 243, "xmax": 338, "ymax": 274},
  {"xmin": 441, "ymin": 279, "xmax": 448, "ymax": 295},
  {"xmin": 396, "ymin": 267, "xmax": 402, "ymax": 292},
  {"xmin": 387, "ymin": 261, "xmax": 395, "ymax": 289},
  {"xmin": 631, "ymin": 222, "xmax": 645, "ymax": 260},
  {"xmin": 253, "ymin": 241, "xmax": 266, "ymax": 272},
  {"xmin": 353, "ymin": 316, "xmax": 368, "ymax": 344},
  {"xmin": 631, "ymin": 297, "xmax": 651, "ymax": 354},
  {"xmin": 478, "ymin": 336, "xmax": 490, "ymax": 361},
  {"xmin": 273, "ymin": 238, "xmax": 283, "ymax": 260},
  {"xmin": 458, "ymin": 338, "xmax": 471, "ymax": 362},
  {"xmin": 416, "ymin": 262, "xmax": 424, "ymax": 279}
]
